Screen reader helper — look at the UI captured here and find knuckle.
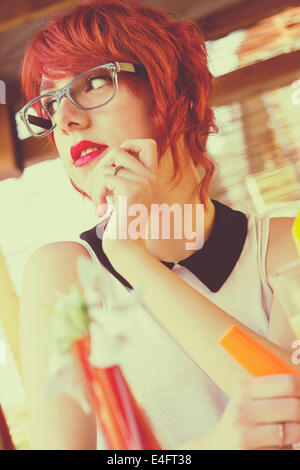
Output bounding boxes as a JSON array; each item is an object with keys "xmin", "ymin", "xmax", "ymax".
[{"xmin": 283, "ymin": 374, "xmax": 298, "ymax": 395}]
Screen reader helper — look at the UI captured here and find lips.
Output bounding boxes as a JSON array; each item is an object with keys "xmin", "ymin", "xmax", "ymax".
[{"xmin": 70, "ymin": 140, "xmax": 109, "ymax": 167}]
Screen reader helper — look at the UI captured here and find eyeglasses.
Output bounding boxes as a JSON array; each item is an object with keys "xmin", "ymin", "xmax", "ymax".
[{"xmin": 18, "ymin": 62, "xmax": 145, "ymax": 138}]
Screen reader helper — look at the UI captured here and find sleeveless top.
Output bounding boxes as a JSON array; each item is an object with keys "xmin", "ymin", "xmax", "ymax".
[{"xmin": 74, "ymin": 200, "xmax": 273, "ymax": 450}]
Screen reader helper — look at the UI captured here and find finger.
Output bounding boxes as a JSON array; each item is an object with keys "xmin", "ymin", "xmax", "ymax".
[
  {"xmin": 248, "ymin": 374, "xmax": 300, "ymax": 400},
  {"xmin": 98, "ymin": 146, "xmax": 155, "ymax": 181},
  {"xmin": 96, "ymin": 165, "xmax": 147, "ymax": 183},
  {"xmin": 91, "ymin": 174, "xmax": 123, "ymax": 208},
  {"xmin": 246, "ymin": 422, "xmax": 300, "ymax": 448},
  {"xmin": 91, "ymin": 174, "xmax": 141, "ymax": 209},
  {"xmin": 120, "ymin": 138, "xmax": 158, "ymax": 174},
  {"xmin": 86, "ymin": 163, "xmax": 112, "ymax": 202},
  {"xmin": 94, "ymin": 167, "xmax": 145, "ymax": 218},
  {"xmin": 245, "ymin": 397, "xmax": 300, "ymax": 424},
  {"xmin": 88, "ymin": 164, "xmax": 143, "ymax": 199}
]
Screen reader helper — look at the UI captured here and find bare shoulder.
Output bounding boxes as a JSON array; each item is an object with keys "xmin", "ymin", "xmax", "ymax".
[
  {"xmin": 24, "ymin": 240, "xmax": 91, "ymax": 269},
  {"xmin": 20, "ymin": 239, "xmax": 93, "ymax": 349},
  {"xmin": 22, "ymin": 241, "xmax": 91, "ymax": 287},
  {"xmin": 266, "ymin": 217, "xmax": 298, "ymax": 281}
]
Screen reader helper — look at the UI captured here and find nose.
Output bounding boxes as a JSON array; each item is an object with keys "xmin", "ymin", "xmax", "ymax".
[{"xmin": 54, "ymin": 96, "xmax": 90, "ymax": 134}]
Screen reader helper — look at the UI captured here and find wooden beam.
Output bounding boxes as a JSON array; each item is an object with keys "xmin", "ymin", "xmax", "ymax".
[
  {"xmin": 181, "ymin": 0, "xmax": 243, "ymax": 21},
  {"xmin": 199, "ymin": 0, "xmax": 300, "ymax": 40},
  {"xmin": 20, "ymin": 138, "xmax": 57, "ymax": 168},
  {"xmin": 0, "ymin": 0, "xmax": 80, "ymax": 34},
  {"xmin": 209, "ymin": 49, "xmax": 300, "ymax": 107},
  {"xmin": 0, "ymin": 105, "xmax": 22, "ymax": 180}
]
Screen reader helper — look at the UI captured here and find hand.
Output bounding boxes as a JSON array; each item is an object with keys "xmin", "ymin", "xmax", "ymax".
[
  {"xmin": 208, "ymin": 374, "xmax": 300, "ymax": 450},
  {"xmin": 88, "ymin": 138, "xmax": 159, "ymax": 255}
]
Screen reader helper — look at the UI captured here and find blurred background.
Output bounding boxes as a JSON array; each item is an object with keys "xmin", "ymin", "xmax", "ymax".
[{"xmin": 0, "ymin": 0, "xmax": 300, "ymax": 449}]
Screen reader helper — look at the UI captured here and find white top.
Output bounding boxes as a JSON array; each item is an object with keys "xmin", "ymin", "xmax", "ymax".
[{"xmin": 74, "ymin": 204, "xmax": 272, "ymax": 450}]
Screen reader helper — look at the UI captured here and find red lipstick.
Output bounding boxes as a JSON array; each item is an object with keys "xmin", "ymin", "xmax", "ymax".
[
  {"xmin": 71, "ymin": 140, "xmax": 109, "ymax": 167},
  {"xmin": 74, "ymin": 149, "xmax": 108, "ymax": 167}
]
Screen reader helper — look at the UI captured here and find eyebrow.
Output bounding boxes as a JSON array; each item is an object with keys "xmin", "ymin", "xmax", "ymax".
[
  {"xmin": 39, "ymin": 73, "xmax": 77, "ymax": 94},
  {"xmin": 40, "ymin": 79, "xmax": 56, "ymax": 94}
]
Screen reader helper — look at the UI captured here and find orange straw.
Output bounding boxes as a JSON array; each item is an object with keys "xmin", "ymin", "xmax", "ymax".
[{"xmin": 219, "ymin": 325, "xmax": 300, "ymax": 377}]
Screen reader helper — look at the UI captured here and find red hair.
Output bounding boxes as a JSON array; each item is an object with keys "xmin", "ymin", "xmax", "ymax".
[{"xmin": 21, "ymin": 0, "xmax": 217, "ymax": 206}]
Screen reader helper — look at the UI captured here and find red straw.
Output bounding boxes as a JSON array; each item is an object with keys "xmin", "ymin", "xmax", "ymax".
[
  {"xmin": 0, "ymin": 405, "xmax": 15, "ymax": 450},
  {"xmin": 73, "ymin": 336, "xmax": 127, "ymax": 449},
  {"xmin": 73, "ymin": 335, "xmax": 162, "ymax": 450}
]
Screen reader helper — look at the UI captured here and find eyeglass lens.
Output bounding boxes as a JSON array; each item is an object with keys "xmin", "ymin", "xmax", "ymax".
[{"xmin": 25, "ymin": 67, "xmax": 115, "ymax": 136}]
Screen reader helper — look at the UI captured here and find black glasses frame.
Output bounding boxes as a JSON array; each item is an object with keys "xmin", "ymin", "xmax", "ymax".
[{"xmin": 18, "ymin": 61, "xmax": 145, "ymax": 138}]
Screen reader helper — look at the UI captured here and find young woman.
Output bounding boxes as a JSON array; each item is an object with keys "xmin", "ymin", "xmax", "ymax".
[{"xmin": 19, "ymin": 0, "xmax": 300, "ymax": 450}]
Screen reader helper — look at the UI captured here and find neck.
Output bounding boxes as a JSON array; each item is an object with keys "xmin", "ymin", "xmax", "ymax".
[{"xmin": 144, "ymin": 148, "xmax": 216, "ymax": 263}]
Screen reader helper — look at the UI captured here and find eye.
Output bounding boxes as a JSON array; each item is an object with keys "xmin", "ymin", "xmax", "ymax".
[
  {"xmin": 41, "ymin": 98, "xmax": 58, "ymax": 117},
  {"xmin": 86, "ymin": 75, "xmax": 112, "ymax": 91}
]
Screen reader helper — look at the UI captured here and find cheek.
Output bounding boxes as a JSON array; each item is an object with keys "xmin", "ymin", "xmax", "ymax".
[
  {"xmin": 117, "ymin": 104, "xmax": 153, "ymax": 138},
  {"xmin": 113, "ymin": 87, "xmax": 154, "ymax": 138}
]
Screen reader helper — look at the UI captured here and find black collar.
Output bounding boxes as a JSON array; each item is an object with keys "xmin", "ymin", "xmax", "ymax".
[{"xmin": 79, "ymin": 200, "xmax": 248, "ymax": 293}]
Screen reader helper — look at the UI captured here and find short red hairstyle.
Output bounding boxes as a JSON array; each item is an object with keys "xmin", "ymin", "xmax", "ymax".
[{"xmin": 21, "ymin": 0, "xmax": 218, "ymax": 206}]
